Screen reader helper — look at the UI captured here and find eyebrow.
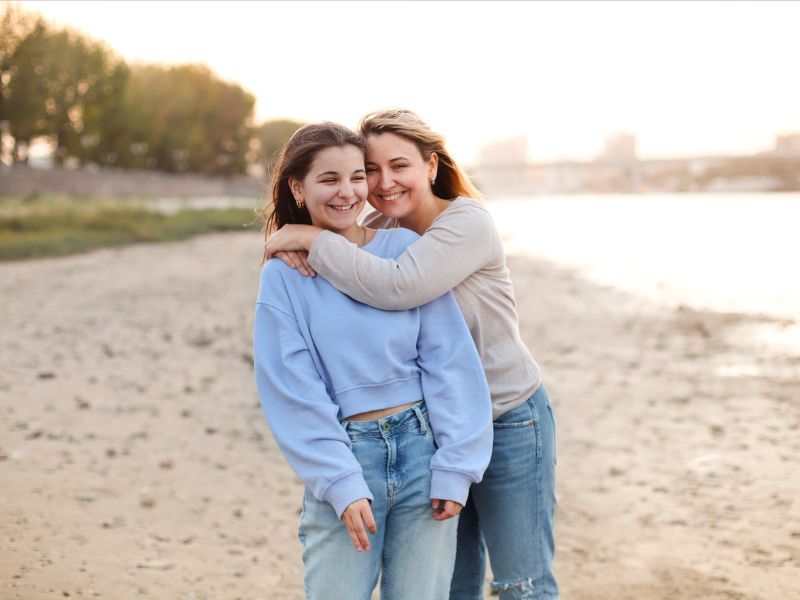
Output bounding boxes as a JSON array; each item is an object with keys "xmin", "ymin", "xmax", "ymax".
[
  {"xmin": 316, "ymin": 168, "xmax": 366, "ymax": 178},
  {"xmin": 365, "ymin": 157, "xmax": 409, "ymax": 165}
]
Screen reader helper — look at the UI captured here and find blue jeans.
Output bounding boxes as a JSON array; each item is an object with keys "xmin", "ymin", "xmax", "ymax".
[
  {"xmin": 299, "ymin": 402, "xmax": 459, "ymax": 600},
  {"xmin": 449, "ymin": 385, "xmax": 558, "ymax": 600}
]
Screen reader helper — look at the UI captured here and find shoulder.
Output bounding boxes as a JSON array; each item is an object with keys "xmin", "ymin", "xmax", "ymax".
[
  {"xmin": 257, "ymin": 258, "xmax": 297, "ymax": 305},
  {"xmin": 261, "ymin": 256, "xmax": 296, "ymax": 282},
  {"xmin": 445, "ymin": 197, "xmax": 493, "ymax": 223},
  {"xmin": 433, "ymin": 197, "xmax": 497, "ymax": 240}
]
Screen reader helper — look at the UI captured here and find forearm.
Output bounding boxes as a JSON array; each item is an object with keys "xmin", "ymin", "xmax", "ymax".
[
  {"xmin": 253, "ymin": 301, "xmax": 373, "ymax": 517},
  {"xmin": 417, "ymin": 294, "xmax": 493, "ymax": 503},
  {"xmin": 266, "ymin": 224, "xmax": 325, "ymax": 256},
  {"xmin": 308, "ymin": 230, "xmax": 469, "ymax": 310}
]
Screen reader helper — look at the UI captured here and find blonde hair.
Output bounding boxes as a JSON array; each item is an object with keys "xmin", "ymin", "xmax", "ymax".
[{"xmin": 358, "ymin": 109, "xmax": 482, "ymax": 201}]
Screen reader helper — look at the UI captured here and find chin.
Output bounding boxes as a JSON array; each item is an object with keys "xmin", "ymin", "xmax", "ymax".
[{"xmin": 370, "ymin": 200, "xmax": 411, "ymax": 220}]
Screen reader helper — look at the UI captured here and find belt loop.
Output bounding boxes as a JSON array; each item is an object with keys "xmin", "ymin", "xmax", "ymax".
[
  {"xmin": 340, "ymin": 419, "xmax": 350, "ymax": 432},
  {"xmin": 412, "ymin": 404, "xmax": 428, "ymax": 434}
]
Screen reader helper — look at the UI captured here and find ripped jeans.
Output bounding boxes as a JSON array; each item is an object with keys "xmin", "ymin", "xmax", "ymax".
[{"xmin": 449, "ymin": 385, "xmax": 558, "ymax": 600}]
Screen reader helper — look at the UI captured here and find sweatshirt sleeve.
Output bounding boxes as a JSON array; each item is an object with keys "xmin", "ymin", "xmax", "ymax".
[
  {"xmin": 415, "ymin": 291, "xmax": 493, "ymax": 505},
  {"xmin": 307, "ymin": 201, "xmax": 495, "ymax": 310},
  {"xmin": 253, "ymin": 296, "xmax": 373, "ymax": 518}
]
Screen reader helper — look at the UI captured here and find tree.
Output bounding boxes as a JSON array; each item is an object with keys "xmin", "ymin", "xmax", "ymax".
[
  {"xmin": 2, "ymin": 4, "xmax": 257, "ymax": 175},
  {"xmin": 257, "ymin": 119, "xmax": 305, "ymax": 171},
  {"xmin": 114, "ymin": 63, "xmax": 255, "ymax": 175},
  {"xmin": 0, "ymin": 2, "xmax": 41, "ymax": 162},
  {"xmin": 5, "ymin": 13, "xmax": 127, "ymax": 165}
]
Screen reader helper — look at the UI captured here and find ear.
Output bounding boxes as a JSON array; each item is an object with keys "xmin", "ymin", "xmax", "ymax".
[
  {"xmin": 428, "ymin": 151, "xmax": 439, "ymax": 181},
  {"xmin": 288, "ymin": 177, "xmax": 303, "ymax": 203}
]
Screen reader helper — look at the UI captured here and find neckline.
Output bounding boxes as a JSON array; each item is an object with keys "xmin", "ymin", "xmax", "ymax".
[{"xmin": 360, "ymin": 228, "xmax": 383, "ymax": 252}]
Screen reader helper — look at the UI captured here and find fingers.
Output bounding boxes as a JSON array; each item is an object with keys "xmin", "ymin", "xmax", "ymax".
[
  {"xmin": 274, "ymin": 251, "xmax": 295, "ymax": 269},
  {"xmin": 273, "ymin": 251, "xmax": 314, "ymax": 277},
  {"xmin": 363, "ymin": 503, "xmax": 377, "ymax": 535},
  {"xmin": 264, "ymin": 231, "xmax": 285, "ymax": 261},
  {"xmin": 342, "ymin": 499, "xmax": 374, "ymax": 552},
  {"xmin": 291, "ymin": 251, "xmax": 316, "ymax": 277},
  {"xmin": 432, "ymin": 499, "xmax": 463, "ymax": 521}
]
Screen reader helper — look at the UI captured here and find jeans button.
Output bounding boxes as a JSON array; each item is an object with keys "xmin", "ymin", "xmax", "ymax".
[{"xmin": 382, "ymin": 423, "xmax": 390, "ymax": 430}]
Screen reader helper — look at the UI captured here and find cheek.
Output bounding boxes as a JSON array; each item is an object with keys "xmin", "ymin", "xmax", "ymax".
[
  {"xmin": 400, "ymin": 169, "xmax": 426, "ymax": 191},
  {"xmin": 366, "ymin": 174, "xmax": 379, "ymax": 193},
  {"xmin": 354, "ymin": 181, "xmax": 369, "ymax": 201}
]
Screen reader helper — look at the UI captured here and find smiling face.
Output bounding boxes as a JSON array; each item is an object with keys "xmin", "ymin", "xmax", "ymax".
[
  {"xmin": 364, "ymin": 132, "xmax": 438, "ymax": 220},
  {"xmin": 289, "ymin": 144, "xmax": 368, "ymax": 235}
]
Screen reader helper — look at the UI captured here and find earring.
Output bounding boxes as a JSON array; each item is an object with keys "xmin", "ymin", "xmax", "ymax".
[
  {"xmin": 431, "ymin": 176, "xmax": 436, "ymax": 186},
  {"xmin": 295, "ymin": 198, "xmax": 304, "ymax": 209}
]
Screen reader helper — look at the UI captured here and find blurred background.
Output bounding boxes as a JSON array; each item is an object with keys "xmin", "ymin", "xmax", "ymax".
[{"xmin": 1, "ymin": 2, "xmax": 798, "ymax": 599}]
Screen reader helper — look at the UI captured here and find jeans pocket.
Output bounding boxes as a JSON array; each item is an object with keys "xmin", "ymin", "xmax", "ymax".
[
  {"xmin": 546, "ymin": 402, "xmax": 557, "ymax": 466},
  {"xmin": 423, "ymin": 426, "xmax": 439, "ymax": 449},
  {"xmin": 298, "ymin": 491, "xmax": 308, "ymax": 544},
  {"xmin": 493, "ymin": 418, "xmax": 536, "ymax": 429},
  {"xmin": 493, "ymin": 400, "xmax": 537, "ymax": 429}
]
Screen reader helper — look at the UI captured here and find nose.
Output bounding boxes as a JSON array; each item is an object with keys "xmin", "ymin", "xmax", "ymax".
[
  {"xmin": 377, "ymin": 168, "xmax": 394, "ymax": 191},
  {"xmin": 338, "ymin": 179, "xmax": 355, "ymax": 198}
]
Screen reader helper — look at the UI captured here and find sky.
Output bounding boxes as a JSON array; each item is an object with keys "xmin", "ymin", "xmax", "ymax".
[{"xmin": 20, "ymin": 0, "xmax": 800, "ymax": 165}]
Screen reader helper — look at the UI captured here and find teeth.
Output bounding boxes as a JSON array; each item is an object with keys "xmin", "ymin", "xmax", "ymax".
[
  {"xmin": 330, "ymin": 204, "xmax": 355, "ymax": 211},
  {"xmin": 382, "ymin": 192, "xmax": 403, "ymax": 201}
]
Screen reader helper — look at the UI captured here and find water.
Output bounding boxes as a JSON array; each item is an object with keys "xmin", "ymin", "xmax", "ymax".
[{"xmin": 486, "ymin": 192, "xmax": 800, "ymax": 325}]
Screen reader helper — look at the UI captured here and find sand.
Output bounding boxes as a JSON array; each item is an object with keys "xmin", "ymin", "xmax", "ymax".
[{"xmin": 1, "ymin": 231, "xmax": 799, "ymax": 599}]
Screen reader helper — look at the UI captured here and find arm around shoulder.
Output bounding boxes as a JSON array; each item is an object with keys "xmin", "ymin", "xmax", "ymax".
[{"xmin": 308, "ymin": 202, "xmax": 496, "ymax": 310}]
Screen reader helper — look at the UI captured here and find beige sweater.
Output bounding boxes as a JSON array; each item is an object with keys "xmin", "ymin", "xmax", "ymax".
[{"xmin": 308, "ymin": 197, "xmax": 541, "ymax": 419}]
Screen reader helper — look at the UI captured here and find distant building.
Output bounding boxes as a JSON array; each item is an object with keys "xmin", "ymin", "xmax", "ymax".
[
  {"xmin": 597, "ymin": 132, "xmax": 637, "ymax": 163},
  {"xmin": 774, "ymin": 133, "xmax": 800, "ymax": 156},
  {"xmin": 477, "ymin": 136, "xmax": 529, "ymax": 168},
  {"xmin": 469, "ymin": 130, "xmax": 798, "ymax": 196}
]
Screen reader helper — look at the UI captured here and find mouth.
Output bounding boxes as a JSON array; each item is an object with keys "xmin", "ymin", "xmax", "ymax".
[
  {"xmin": 327, "ymin": 202, "xmax": 357, "ymax": 213},
  {"xmin": 378, "ymin": 191, "xmax": 405, "ymax": 202}
]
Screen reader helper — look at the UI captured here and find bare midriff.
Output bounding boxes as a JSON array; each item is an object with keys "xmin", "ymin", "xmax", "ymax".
[{"xmin": 346, "ymin": 401, "xmax": 420, "ymax": 422}]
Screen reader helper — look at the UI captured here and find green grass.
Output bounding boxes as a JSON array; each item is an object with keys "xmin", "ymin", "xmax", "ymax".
[{"xmin": 0, "ymin": 194, "xmax": 263, "ymax": 260}]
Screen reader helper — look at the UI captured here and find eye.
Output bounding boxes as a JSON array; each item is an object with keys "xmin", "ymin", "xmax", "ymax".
[
  {"xmin": 365, "ymin": 166, "xmax": 376, "ymax": 173},
  {"xmin": 353, "ymin": 175, "xmax": 366, "ymax": 181},
  {"xmin": 393, "ymin": 163, "xmax": 408, "ymax": 170},
  {"xmin": 320, "ymin": 178, "xmax": 336, "ymax": 184}
]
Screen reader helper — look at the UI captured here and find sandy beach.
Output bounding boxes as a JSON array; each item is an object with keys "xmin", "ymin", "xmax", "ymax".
[{"xmin": 2, "ymin": 230, "xmax": 799, "ymax": 599}]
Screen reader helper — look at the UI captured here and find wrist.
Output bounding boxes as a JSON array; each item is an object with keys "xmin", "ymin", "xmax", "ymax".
[{"xmin": 301, "ymin": 226, "xmax": 323, "ymax": 251}]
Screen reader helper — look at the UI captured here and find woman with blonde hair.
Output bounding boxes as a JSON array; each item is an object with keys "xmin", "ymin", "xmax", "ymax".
[{"xmin": 265, "ymin": 109, "xmax": 558, "ymax": 600}]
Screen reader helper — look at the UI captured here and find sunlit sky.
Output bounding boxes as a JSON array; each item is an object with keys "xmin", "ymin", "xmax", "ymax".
[{"xmin": 21, "ymin": 0, "xmax": 800, "ymax": 165}]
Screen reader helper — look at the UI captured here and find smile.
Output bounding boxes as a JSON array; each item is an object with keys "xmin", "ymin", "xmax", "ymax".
[
  {"xmin": 328, "ymin": 203, "xmax": 356, "ymax": 212},
  {"xmin": 380, "ymin": 192, "xmax": 404, "ymax": 202}
]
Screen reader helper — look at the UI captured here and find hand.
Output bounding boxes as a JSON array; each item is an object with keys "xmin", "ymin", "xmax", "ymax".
[
  {"xmin": 274, "ymin": 250, "xmax": 316, "ymax": 277},
  {"xmin": 341, "ymin": 498, "xmax": 377, "ymax": 552},
  {"xmin": 264, "ymin": 224, "xmax": 321, "ymax": 261},
  {"xmin": 432, "ymin": 499, "xmax": 462, "ymax": 521}
]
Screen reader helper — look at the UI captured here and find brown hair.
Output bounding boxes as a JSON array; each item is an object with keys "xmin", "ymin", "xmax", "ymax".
[
  {"xmin": 358, "ymin": 109, "xmax": 482, "ymax": 201},
  {"xmin": 259, "ymin": 122, "xmax": 367, "ymax": 235}
]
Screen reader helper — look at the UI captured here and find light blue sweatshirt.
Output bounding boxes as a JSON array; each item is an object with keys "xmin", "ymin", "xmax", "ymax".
[{"xmin": 253, "ymin": 227, "xmax": 492, "ymax": 518}]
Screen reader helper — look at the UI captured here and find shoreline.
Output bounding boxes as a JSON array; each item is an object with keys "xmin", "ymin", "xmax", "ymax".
[{"xmin": 1, "ymin": 231, "xmax": 798, "ymax": 599}]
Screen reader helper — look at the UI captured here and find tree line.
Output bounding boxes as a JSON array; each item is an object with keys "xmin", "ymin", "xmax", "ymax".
[{"xmin": 0, "ymin": 3, "xmax": 302, "ymax": 176}]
